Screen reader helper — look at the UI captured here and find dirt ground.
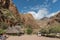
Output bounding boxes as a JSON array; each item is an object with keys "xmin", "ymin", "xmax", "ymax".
[{"xmin": 7, "ymin": 35, "xmax": 60, "ymax": 40}]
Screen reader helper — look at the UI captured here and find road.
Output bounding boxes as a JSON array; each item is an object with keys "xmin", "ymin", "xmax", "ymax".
[{"xmin": 7, "ymin": 35, "xmax": 60, "ymax": 40}]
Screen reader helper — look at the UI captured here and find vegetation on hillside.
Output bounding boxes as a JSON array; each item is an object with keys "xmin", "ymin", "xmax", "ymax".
[
  {"xmin": 40, "ymin": 25, "xmax": 60, "ymax": 38},
  {"xmin": 26, "ymin": 26, "xmax": 33, "ymax": 34},
  {"xmin": 0, "ymin": 29, "xmax": 6, "ymax": 34}
]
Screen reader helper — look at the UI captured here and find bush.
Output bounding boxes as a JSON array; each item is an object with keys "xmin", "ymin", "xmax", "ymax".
[
  {"xmin": 40, "ymin": 25, "xmax": 60, "ymax": 38},
  {"xmin": 46, "ymin": 33, "xmax": 56, "ymax": 37},
  {"xmin": 40, "ymin": 25, "xmax": 60, "ymax": 34},
  {"xmin": 40, "ymin": 28, "xmax": 49, "ymax": 34},
  {"xmin": 0, "ymin": 22, "xmax": 8, "ymax": 30},
  {"xmin": 49, "ymin": 26, "xmax": 60, "ymax": 33},
  {"xmin": 0, "ymin": 29, "xmax": 6, "ymax": 34},
  {"xmin": 26, "ymin": 28, "xmax": 33, "ymax": 34}
]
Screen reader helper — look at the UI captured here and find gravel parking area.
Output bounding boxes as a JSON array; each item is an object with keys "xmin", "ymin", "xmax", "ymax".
[{"xmin": 7, "ymin": 35, "xmax": 60, "ymax": 40}]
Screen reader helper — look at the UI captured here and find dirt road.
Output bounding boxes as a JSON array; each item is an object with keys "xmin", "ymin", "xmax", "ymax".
[{"xmin": 7, "ymin": 35, "xmax": 60, "ymax": 40}]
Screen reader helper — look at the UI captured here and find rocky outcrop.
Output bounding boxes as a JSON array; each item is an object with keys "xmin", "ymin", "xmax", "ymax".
[
  {"xmin": 0, "ymin": 0, "xmax": 40, "ymax": 29},
  {"xmin": 37, "ymin": 12, "xmax": 60, "ymax": 28},
  {"xmin": 0, "ymin": 0, "xmax": 20, "ymax": 27},
  {"xmin": 20, "ymin": 14, "xmax": 40, "ymax": 29},
  {"xmin": 0, "ymin": 0, "xmax": 20, "ymax": 17},
  {"xmin": 9, "ymin": 0, "xmax": 20, "ymax": 17},
  {"xmin": 47, "ymin": 12, "xmax": 60, "ymax": 25}
]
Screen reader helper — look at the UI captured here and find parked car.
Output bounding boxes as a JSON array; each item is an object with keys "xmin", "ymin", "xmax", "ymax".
[
  {"xmin": 0, "ymin": 34, "xmax": 8, "ymax": 40},
  {"xmin": 37, "ymin": 32, "xmax": 41, "ymax": 37},
  {"xmin": 0, "ymin": 35, "xmax": 2, "ymax": 39}
]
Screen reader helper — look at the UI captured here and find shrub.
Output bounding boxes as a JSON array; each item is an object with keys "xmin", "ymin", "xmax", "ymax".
[
  {"xmin": 26, "ymin": 28, "xmax": 33, "ymax": 34},
  {"xmin": 40, "ymin": 28, "xmax": 49, "ymax": 34},
  {"xmin": 0, "ymin": 29, "xmax": 6, "ymax": 34},
  {"xmin": 40, "ymin": 25, "xmax": 60, "ymax": 38},
  {"xmin": 49, "ymin": 26, "xmax": 60, "ymax": 33},
  {"xmin": 46, "ymin": 33, "xmax": 56, "ymax": 37},
  {"xmin": 0, "ymin": 22, "xmax": 8, "ymax": 30},
  {"xmin": 40, "ymin": 25, "xmax": 60, "ymax": 34}
]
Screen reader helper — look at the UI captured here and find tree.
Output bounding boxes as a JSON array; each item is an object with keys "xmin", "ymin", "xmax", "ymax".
[
  {"xmin": 0, "ymin": 22, "xmax": 8, "ymax": 30},
  {"xmin": 0, "ymin": 29, "xmax": 6, "ymax": 34},
  {"xmin": 40, "ymin": 28, "xmax": 49, "ymax": 34},
  {"xmin": 26, "ymin": 27, "xmax": 33, "ymax": 34}
]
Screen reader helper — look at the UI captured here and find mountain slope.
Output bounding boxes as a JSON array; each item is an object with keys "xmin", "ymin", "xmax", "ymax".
[
  {"xmin": 37, "ymin": 12, "xmax": 60, "ymax": 28},
  {"xmin": 20, "ymin": 14, "xmax": 40, "ymax": 29},
  {"xmin": 0, "ymin": 0, "xmax": 40, "ymax": 29}
]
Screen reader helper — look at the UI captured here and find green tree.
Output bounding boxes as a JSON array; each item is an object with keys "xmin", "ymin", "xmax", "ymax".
[
  {"xmin": 0, "ymin": 29, "xmax": 6, "ymax": 34},
  {"xmin": 26, "ymin": 27, "xmax": 33, "ymax": 34},
  {"xmin": 0, "ymin": 22, "xmax": 8, "ymax": 30}
]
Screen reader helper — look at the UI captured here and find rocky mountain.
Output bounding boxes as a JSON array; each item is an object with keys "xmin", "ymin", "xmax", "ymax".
[
  {"xmin": 36, "ymin": 17, "xmax": 49, "ymax": 28},
  {"xmin": 47, "ymin": 12, "xmax": 60, "ymax": 25},
  {"xmin": 20, "ymin": 14, "xmax": 39, "ymax": 29},
  {"xmin": 0, "ymin": 0, "xmax": 60, "ymax": 34},
  {"xmin": 0, "ymin": 0, "xmax": 21, "ymax": 27},
  {"xmin": 0, "ymin": 0, "xmax": 40, "ymax": 29},
  {"xmin": 37, "ymin": 12, "xmax": 60, "ymax": 28}
]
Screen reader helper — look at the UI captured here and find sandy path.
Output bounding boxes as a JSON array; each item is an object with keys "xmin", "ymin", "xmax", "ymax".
[{"xmin": 7, "ymin": 35, "xmax": 60, "ymax": 40}]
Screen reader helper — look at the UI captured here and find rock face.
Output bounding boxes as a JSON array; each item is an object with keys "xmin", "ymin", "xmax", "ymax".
[
  {"xmin": 20, "ymin": 14, "xmax": 40, "ymax": 29},
  {"xmin": 9, "ymin": 0, "xmax": 20, "ymax": 17},
  {"xmin": 37, "ymin": 12, "xmax": 60, "ymax": 28},
  {"xmin": 0, "ymin": 0, "xmax": 10, "ymax": 9},
  {"xmin": 0, "ymin": 0, "xmax": 40, "ymax": 29},
  {"xmin": 0, "ymin": 0, "xmax": 20, "ymax": 27},
  {"xmin": 36, "ymin": 17, "xmax": 49, "ymax": 28},
  {"xmin": 47, "ymin": 12, "xmax": 60, "ymax": 25},
  {"xmin": 0, "ymin": 0, "xmax": 20, "ymax": 16}
]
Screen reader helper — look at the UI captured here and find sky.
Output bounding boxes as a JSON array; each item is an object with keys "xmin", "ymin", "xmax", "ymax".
[{"xmin": 13, "ymin": 0, "xmax": 60, "ymax": 19}]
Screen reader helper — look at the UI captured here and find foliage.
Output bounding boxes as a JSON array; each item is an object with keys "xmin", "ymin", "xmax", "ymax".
[
  {"xmin": 0, "ymin": 22, "xmax": 8, "ymax": 30},
  {"xmin": 40, "ymin": 26, "xmax": 60, "ymax": 38},
  {"xmin": 40, "ymin": 25, "xmax": 60, "ymax": 36},
  {"xmin": 40, "ymin": 25, "xmax": 60, "ymax": 34},
  {"xmin": 26, "ymin": 27, "xmax": 33, "ymax": 34},
  {"xmin": 49, "ymin": 26, "xmax": 60, "ymax": 33},
  {"xmin": 40, "ymin": 27, "xmax": 49, "ymax": 34},
  {"xmin": 0, "ymin": 29, "xmax": 6, "ymax": 34}
]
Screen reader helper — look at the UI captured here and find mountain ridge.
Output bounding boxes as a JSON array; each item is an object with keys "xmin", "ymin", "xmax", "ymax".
[{"xmin": 0, "ymin": 0, "xmax": 40, "ymax": 29}]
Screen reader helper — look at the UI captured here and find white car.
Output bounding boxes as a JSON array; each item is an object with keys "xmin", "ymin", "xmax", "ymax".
[{"xmin": 37, "ymin": 32, "xmax": 41, "ymax": 37}]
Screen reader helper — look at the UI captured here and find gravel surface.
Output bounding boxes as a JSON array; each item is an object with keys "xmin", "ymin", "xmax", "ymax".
[{"xmin": 7, "ymin": 35, "xmax": 60, "ymax": 40}]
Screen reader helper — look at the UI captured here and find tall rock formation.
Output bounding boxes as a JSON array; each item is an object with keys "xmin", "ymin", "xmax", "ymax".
[
  {"xmin": 0, "ymin": 0, "xmax": 20, "ymax": 17},
  {"xmin": 37, "ymin": 12, "xmax": 60, "ymax": 28},
  {"xmin": 20, "ymin": 14, "xmax": 40, "ymax": 29},
  {"xmin": 0, "ymin": 0, "xmax": 40, "ymax": 29},
  {"xmin": 47, "ymin": 12, "xmax": 60, "ymax": 25},
  {"xmin": 0, "ymin": 0, "xmax": 20, "ymax": 27}
]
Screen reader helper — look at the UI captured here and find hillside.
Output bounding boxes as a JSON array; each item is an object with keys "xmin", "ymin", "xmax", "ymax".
[
  {"xmin": 0, "ymin": 0, "xmax": 40, "ymax": 30},
  {"xmin": 1, "ymin": 0, "xmax": 60, "ymax": 34},
  {"xmin": 48, "ymin": 12, "xmax": 60, "ymax": 25},
  {"xmin": 37, "ymin": 12, "xmax": 60, "ymax": 28},
  {"xmin": 20, "ymin": 13, "xmax": 39, "ymax": 29}
]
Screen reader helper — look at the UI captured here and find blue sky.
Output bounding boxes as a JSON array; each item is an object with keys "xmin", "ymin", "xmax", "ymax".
[{"xmin": 13, "ymin": 0, "xmax": 60, "ymax": 19}]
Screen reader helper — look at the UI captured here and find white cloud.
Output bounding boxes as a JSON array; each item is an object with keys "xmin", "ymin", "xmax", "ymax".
[
  {"xmin": 30, "ymin": 5, "xmax": 40, "ymax": 11},
  {"xmin": 27, "ymin": 8, "xmax": 60, "ymax": 20},
  {"xmin": 46, "ymin": 0, "xmax": 48, "ymax": 2},
  {"xmin": 30, "ymin": 5, "xmax": 49, "ymax": 11},
  {"xmin": 23, "ymin": 0, "xmax": 59, "ymax": 20},
  {"xmin": 26, "ymin": 0, "xmax": 30, "ymax": 1},
  {"xmin": 24, "ymin": 7, "xmax": 27, "ymax": 9},
  {"xmin": 28, "ymin": 11, "xmax": 37, "ymax": 19},
  {"xmin": 48, "ymin": 11, "xmax": 60, "ymax": 17},
  {"xmin": 28, "ymin": 8, "xmax": 49, "ymax": 19},
  {"xmin": 52, "ymin": 0, "xmax": 58, "ymax": 3}
]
